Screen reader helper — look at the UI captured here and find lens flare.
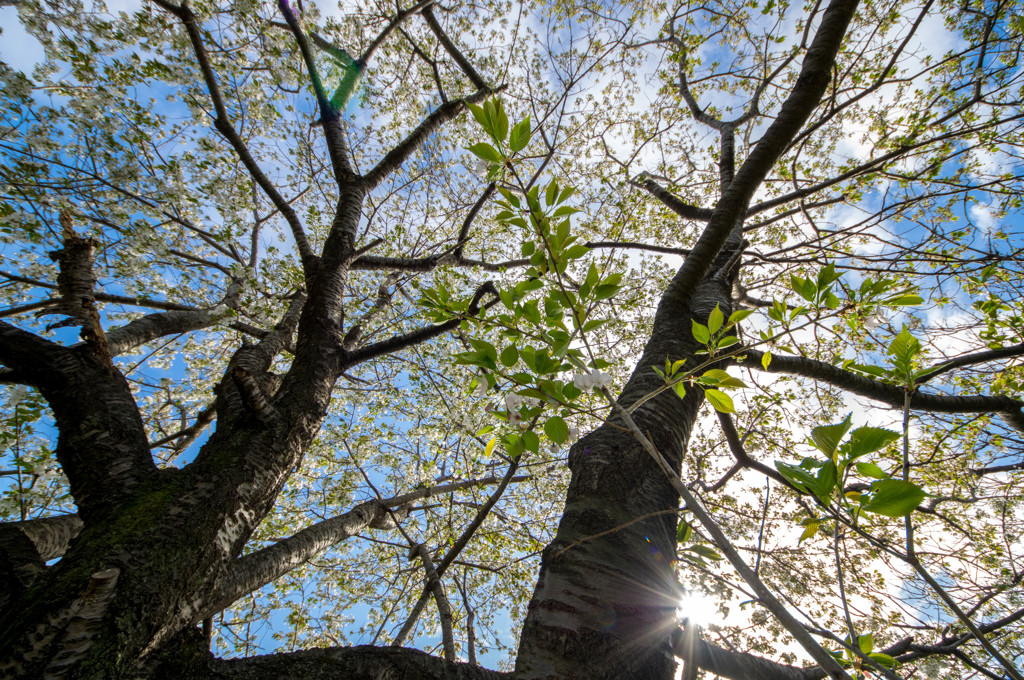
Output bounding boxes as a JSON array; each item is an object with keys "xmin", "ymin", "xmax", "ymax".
[{"xmin": 677, "ymin": 590, "xmax": 718, "ymax": 628}]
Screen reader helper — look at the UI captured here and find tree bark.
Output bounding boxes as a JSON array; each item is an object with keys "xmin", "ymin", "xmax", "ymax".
[{"xmin": 514, "ymin": 270, "xmax": 732, "ymax": 679}]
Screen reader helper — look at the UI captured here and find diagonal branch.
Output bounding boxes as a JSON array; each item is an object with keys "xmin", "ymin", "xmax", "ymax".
[
  {"xmin": 409, "ymin": 543, "xmax": 456, "ymax": 661},
  {"xmin": 674, "ymin": 632, "xmax": 826, "ymax": 680},
  {"xmin": 203, "ymin": 474, "xmax": 526, "ymax": 619},
  {"xmin": 363, "ymin": 89, "xmax": 499, "ymax": 192},
  {"xmin": 916, "ymin": 342, "xmax": 1024, "ymax": 384},
  {"xmin": 667, "ymin": 0, "xmax": 860, "ymax": 302},
  {"xmin": 421, "ymin": 6, "xmax": 487, "ymax": 90},
  {"xmin": 153, "ymin": 0, "xmax": 318, "ymax": 275},
  {"xmin": 632, "ymin": 173, "xmax": 715, "ymax": 222},
  {"xmin": 392, "ymin": 460, "xmax": 520, "ymax": 648},
  {"xmin": 342, "ymin": 283, "xmax": 497, "ymax": 370},
  {"xmin": 277, "ymin": 0, "xmax": 354, "ymax": 180}
]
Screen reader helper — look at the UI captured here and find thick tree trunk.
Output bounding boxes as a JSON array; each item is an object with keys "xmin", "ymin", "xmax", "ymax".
[{"xmin": 514, "ymin": 272, "xmax": 733, "ymax": 679}]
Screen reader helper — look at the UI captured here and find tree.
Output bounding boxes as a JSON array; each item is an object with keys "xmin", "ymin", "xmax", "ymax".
[{"xmin": 1, "ymin": 0, "xmax": 1022, "ymax": 677}]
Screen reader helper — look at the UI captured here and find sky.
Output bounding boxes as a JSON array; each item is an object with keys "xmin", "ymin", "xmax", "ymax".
[{"xmin": 2, "ymin": 0, "xmax": 1023, "ymax": 675}]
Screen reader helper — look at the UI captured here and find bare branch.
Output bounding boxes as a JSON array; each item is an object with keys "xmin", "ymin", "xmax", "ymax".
[
  {"xmin": 421, "ymin": 6, "xmax": 487, "ymax": 90},
  {"xmin": 154, "ymin": 0, "xmax": 318, "ymax": 274},
  {"xmin": 737, "ymin": 348, "xmax": 1024, "ymax": 432},
  {"xmin": 363, "ymin": 89, "xmax": 499, "ymax": 192}
]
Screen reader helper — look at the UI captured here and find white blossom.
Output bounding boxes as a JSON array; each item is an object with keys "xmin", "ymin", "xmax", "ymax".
[
  {"xmin": 573, "ymin": 369, "xmax": 612, "ymax": 391},
  {"xmin": 505, "ymin": 393, "xmax": 524, "ymax": 412},
  {"xmin": 509, "ymin": 410, "xmax": 525, "ymax": 429},
  {"xmin": 5, "ymin": 386, "xmax": 30, "ymax": 408},
  {"xmin": 473, "ymin": 160, "xmax": 490, "ymax": 178},
  {"xmin": 473, "ymin": 379, "xmax": 488, "ymax": 398},
  {"xmin": 863, "ymin": 307, "xmax": 886, "ymax": 330},
  {"xmin": 568, "ymin": 427, "xmax": 579, "ymax": 441}
]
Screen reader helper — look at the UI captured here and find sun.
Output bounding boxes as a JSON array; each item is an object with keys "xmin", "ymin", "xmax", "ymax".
[{"xmin": 677, "ymin": 590, "xmax": 719, "ymax": 628}]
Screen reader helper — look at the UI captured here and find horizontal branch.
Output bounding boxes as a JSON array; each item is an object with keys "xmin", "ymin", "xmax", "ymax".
[
  {"xmin": 675, "ymin": 631, "xmax": 824, "ymax": 680},
  {"xmin": 0, "ymin": 320, "xmax": 68, "ymax": 388},
  {"xmin": 738, "ymin": 349, "xmax": 1024, "ymax": 432},
  {"xmin": 633, "ymin": 173, "xmax": 715, "ymax": 221},
  {"xmin": 105, "ymin": 308, "xmax": 232, "ymax": 357},
  {"xmin": 0, "ymin": 513, "xmax": 83, "ymax": 562}
]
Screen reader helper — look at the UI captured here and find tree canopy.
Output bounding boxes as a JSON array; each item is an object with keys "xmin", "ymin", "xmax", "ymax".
[{"xmin": 1, "ymin": 0, "xmax": 1023, "ymax": 678}]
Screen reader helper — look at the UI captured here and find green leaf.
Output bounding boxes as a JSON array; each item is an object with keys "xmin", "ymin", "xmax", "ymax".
[
  {"xmin": 467, "ymin": 142, "xmax": 503, "ymax": 163},
  {"xmin": 845, "ymin": 427, "xmax": 901, "ymax": 459},
  {"xmin": 672, "ymin": 382, "xmax": 687, "ymax": 400},
  {"xmin": 509, "ymin": 116, "xmax": 531, "ymax": 152},
  {"xmin": 761, "ymin": 351, "xmax": 772, "ymax": 370},
  {"xmin": 857, "ymin": 632, "xmax": 874, "ymax": 654},
  {"xmin": 855, "ymin": 462, "xmax": 888, "ymax": 479},
  {"xmin": 810, "ymin": 414, "xmax": 852, "ymax": 458},
  {"xmin": 888, "ymin": 325, "xmax": 921, "ymax": 363},
  {"xmin": 565, "ymin": 244, "xmax": 590, "ymax": 260},
  {"xmin": 546, "ymin": 180, "xmax": 559, "ymax": 206},
  {"xmin": 776, "ymin": 462, "xmax": 820, "ymax": 493},
  {"xmin": 790, "ymin": 275, "xmax": 817, "ymax": 302},
  {"xmin": 814, "ymin": 461, "xmax": 838, "ymax": 504},
  {"xmin": 484, "ymin": 436, "xmax": 497, "ymax": 458},
  {"xmin": 467, "ymin": 102, "xmax": 491, "ymax": 134},
  {"xmin": 868, "ymin": 653, "xmax": 896, "ymax": 668},
  {"xmin": 888, "ymin": 294, "xmax": 923, "ymax": 306},
  {"xmin": 701, "ymin": 369, "xmax": 746, "ymax": 388},
  {"xmin": 544, "ymin": 416, "xmax": 570, "ymax": 445},
  {"xmin": 728, "ymin": 309, "xmax": 754, "ymax": 325},
  {"xmin": 676, "ymin": 520, "xmax": 693, "ymax": 543},
  {"xmin": 817, "ymin": 262, "xmax": 841, "ymax": 288},
  {"xmin": 707, "ymin": 304, "xmax": 724, "ymax": 334},
  {"xmin": 500, "ymin": 345, "xmax": 519, "ymax": 367},
  {"xmin": 692, "ymin": 320, "xmax": 710, "ymax": 344},
  {"xmin": 799, "ymin": 519, "xmax": 820, "ymax": 542},
  {"xmin": 704, "ymin": 389, "xmax": 734, "ymax": 413},
  {"xmin": 686, "ymin": 544, "xmax": 723, "ymax": 560},
  {"xmin": 522, "ymin": 430, "xmax": 540, "ymax": 453},
  {"xmin": 593, "ymin": 284, "xmax": 621, "ymax": 300},
  {"xmin": 860, "ymin": 479, "xmax": 926, "ymax": 517}
]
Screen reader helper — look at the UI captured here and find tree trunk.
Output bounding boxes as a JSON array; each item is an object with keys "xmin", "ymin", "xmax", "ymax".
[{"xmin": 514, "ymin": 270, "xmax": 733, "ymax": 679}]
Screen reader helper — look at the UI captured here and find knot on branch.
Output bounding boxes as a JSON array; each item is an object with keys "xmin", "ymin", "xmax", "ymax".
[
  {"xmin": 229, "ymin": 365, "xmax": 280, "ymax": 424},
  {"xmin": 368, "ymin": 501, "xmax": 411, "ymax": 530},
  {"xmin": 39, "ymin": 211, "xmax": 110, "ymax": 362}
]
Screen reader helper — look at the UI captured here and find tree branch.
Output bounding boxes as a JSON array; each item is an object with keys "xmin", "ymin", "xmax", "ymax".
[
  {"xmin": 674, "ymin": 631, "xmax": 826, "ymax": 680},
  {"xmin": 202, "ymin": 646, "xmax": 508, "ymax": 680},
  {"xmin": 421, "ymin": 6, "xmax": 487, "ymax": 90},
  {"xmin": 916, "ymin": 342, "xmax": 1024, "ymax": 384},
  {"xmin": 632, "ymin": 173, "xmax": 714, "ymax": 222},
  {"xmin": 154, "ymin": 0, "xmax": 318, "ymax": 275},
  {"xmin": 204, "ymin": 474, "xmax": 525, "ymax": 619},
  {"xmin": 363, "ymin": 88, "xmax": 498, "ymax": 192},
  {"xmin": 737, "ymin": 348, "xmax": 1024, "ymax": 432},
  {"xmin": 1, "ymin": 513, "xmax": 83, "ymax": 562},
  {"xmin": 342, "ymin": 283, "xmax": 497, "ymax": 370},
  {"xmin": 410, "ymin": 543, "xmax": 456, "ymax": 661},
  {"xmin": 668, "ymin": 0, "xmax": 860, "ymax": 301},
  {"xmin": 393, "ymin": 460, "xmax": 520, "ymax": 648}
]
